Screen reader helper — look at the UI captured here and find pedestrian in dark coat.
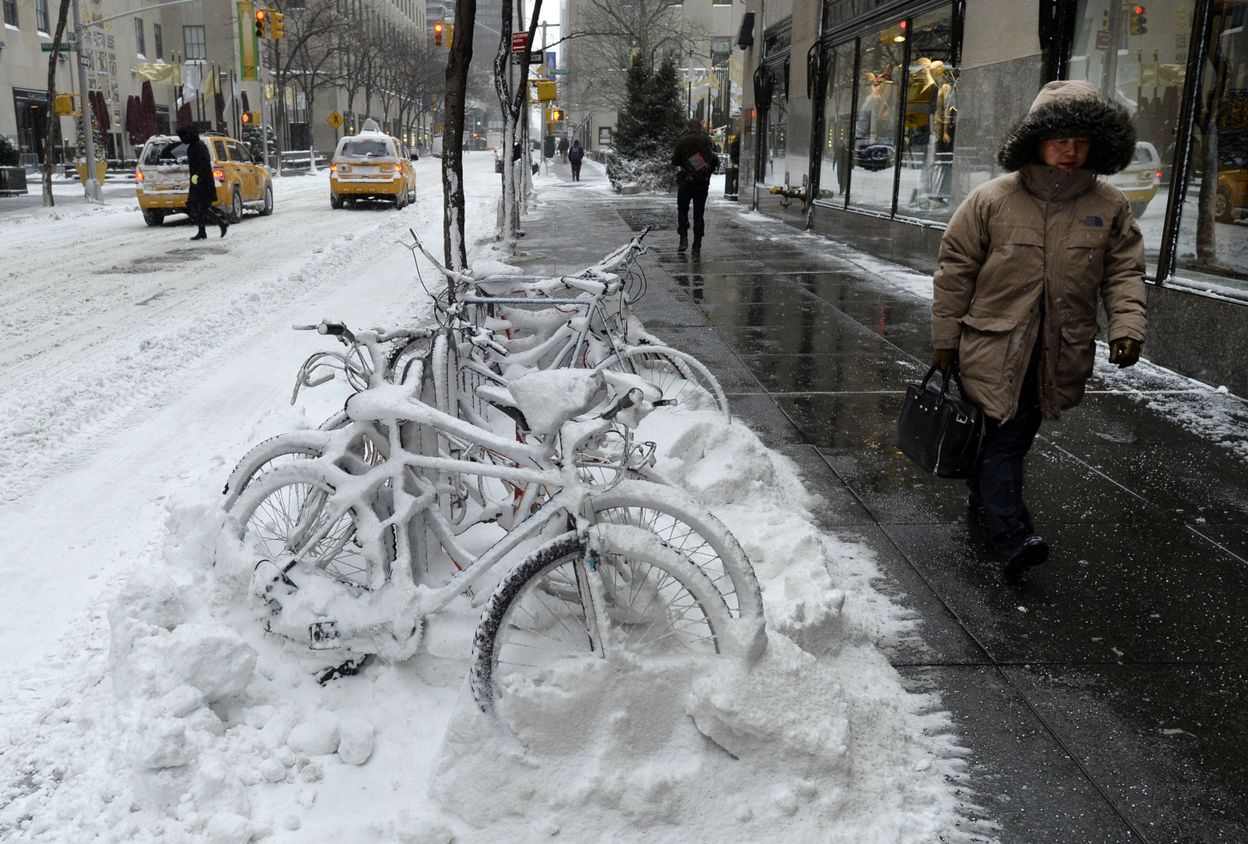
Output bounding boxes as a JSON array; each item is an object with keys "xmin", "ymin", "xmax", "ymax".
[
  {"xmin": 176, "ymin": 125, "xmax": 229, "ymax": 240},
  {"xmin": 557, "ymin": 136, "xmax": 570, "ymax": 163},
  {"xmin": 568, "ymin": 140, "xmax": 584, "ymax": 181},
  {"xmin": 671, "ymin": 119, "xmax": 719, "ymax": 258},
  {"xmin": 931, "ymin": 80, "xmax": 1147, "ymax": 574}
]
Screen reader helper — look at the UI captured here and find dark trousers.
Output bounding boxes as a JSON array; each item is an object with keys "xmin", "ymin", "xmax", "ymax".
[
  {"xmin": 970, "ymin": 344, "xmax": 1043, "ymax": 540},
  {"xmin": 570, "ymin": 161, "xmax": 581, "ymax": 180},
  {"xmin": 187, "ymin": 196, "xmax": 227, "ymax": 232},
  {"xmin": 677, "ymin": 179, "xmax": 710, "ymax": 241}
]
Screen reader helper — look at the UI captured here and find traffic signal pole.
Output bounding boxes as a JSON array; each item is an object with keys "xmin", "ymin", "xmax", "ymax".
[{"xmin": 70, "ymin": 0, "xmax": 101, "ymax": 202}]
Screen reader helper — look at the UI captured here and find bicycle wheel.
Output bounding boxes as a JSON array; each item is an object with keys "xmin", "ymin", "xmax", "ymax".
[
  {"xmin": 230, "ymin": 461, "xmax": 388, "ymax": 591},
  {"xmin": 222, "ymin": 426, "xmax": 386, "ymax": 509},
  {"xmin": 589, "ymin": 479, "xmax": 764, "ymax": 621},
  {"xmin": 595, "ymin": 345, "xmax": 730, "ymax": 417},
  {"xmin": 470, "ymin": 525, "xmax": 731, "ymax": 719}
]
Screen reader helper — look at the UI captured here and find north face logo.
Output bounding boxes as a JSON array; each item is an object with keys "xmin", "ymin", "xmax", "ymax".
[{"xmin": 1080, "ymin": 215, "xmax": 1105, "ymax": 227}]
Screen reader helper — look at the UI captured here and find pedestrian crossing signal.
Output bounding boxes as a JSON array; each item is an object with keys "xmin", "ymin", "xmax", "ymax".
[{"xmin": 242, "ymin": 111, "xmax": 261, "ymax": 125}]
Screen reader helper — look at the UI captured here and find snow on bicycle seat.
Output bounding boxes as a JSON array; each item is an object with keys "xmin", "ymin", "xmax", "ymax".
[{"xmin": 506, "ymin": 369, "xmax": 604, "ymax": 436}]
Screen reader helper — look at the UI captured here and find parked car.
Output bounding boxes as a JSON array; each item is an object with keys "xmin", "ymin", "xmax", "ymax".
[
  {"xmin": 135, "ymin": 133, "xmax": 274, "ymax": 227},
  {"xmin": 853, "ymin": 140, "xmax": 894, "ymax": 172},
  {"xmin": 1215, "ymin": 168, "xmax": 1248, "ymax": 224},
  {"xmin": 330, "ymin": 122, "xmax": 417, "ymax": 209},
  {"xmin": 1107, "ymin": 141, "xmax": 1161, "ymax": 218}
]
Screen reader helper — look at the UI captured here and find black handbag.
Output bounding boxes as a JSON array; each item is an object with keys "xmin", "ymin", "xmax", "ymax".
[{"xmin": 897, "ymin": 364, "xmax": 985, "ymax": 479}]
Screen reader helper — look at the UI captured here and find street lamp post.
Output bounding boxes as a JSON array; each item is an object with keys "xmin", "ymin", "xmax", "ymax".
[{"xmin": 71, "ymin": 0, "xmax": 101, "ymax": 202}]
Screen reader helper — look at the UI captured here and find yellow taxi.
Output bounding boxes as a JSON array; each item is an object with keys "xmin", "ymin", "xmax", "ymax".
[
  {"xmin": 135, "ymin": 132, "xmax": 274, "ymax": 227},
  {"xmin": 329, "ymin": 120, "xmax": 417, "ymax": 209}
]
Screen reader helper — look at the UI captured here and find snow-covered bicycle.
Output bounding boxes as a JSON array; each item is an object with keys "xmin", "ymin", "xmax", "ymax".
[{"xmin": 224, "ymin": 335, "xmax": 765, "ymax": 717}]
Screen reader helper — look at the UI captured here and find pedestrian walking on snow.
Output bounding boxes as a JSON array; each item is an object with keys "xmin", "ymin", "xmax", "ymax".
[
  {"xmin": 931, "ymin": 80, "xmax": 1147, "ymax": 575},
  {"xmin": 558, "ymin": 136, "xmax": 569, "ymax": 164},
  {"xmin": 671, "ymin": 119, "xmax": 719, "ymax": 259},
  {"xmin": 177, "ymin": 125, "xmax": 229, "ymax": 241},
  {"xmin": 568, "ymin": 140, "xmax": 584, "ymax": 181}
]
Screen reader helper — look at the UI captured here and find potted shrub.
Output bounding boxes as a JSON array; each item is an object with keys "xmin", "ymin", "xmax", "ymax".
[{"xmin": 0, "ymin": 135, "xmax": 27, "ymax": 197}]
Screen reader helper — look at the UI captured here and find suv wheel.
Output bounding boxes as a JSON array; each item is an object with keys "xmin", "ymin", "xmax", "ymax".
[
  {"xmin": 1215, "ymin": 188, "xmax": 1234, "ymax": 224},
  {"xmin": 229, "ymin": 188, "xmax": 244, "ymax": 224},
  {"xmin": 330, "ymin": 193, "xmax": 343, "ymax": 209},
  {"xmin": 142, "ymin": 209, "xmax": 165, "ymax": 227},
  {"xmin": 259, "ymin": 184, "xmax": 274, "ymax": 216}
]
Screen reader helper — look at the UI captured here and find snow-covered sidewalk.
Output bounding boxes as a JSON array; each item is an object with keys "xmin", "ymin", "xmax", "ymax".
[{"xmin": 0, "ymin": 156, "xmax": 982, "ymax": 843}]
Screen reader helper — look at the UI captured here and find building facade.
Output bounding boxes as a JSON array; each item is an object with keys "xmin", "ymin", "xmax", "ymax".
[
  {"xmin": 736, "ymin": 0, "xmax": 1247, "ymax": 395},
  {"xmin": 559, "ymin": 0, "xmax": 747, "ymax": 152},
  {"xmin": 1, "ymin": 0, "xmax": 427, "ymax": 166}
]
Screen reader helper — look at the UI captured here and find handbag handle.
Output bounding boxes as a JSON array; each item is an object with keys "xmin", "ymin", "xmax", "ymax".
[{"xmin": 919, "ymin": 363, "xmax": 968, "ymax": 399}]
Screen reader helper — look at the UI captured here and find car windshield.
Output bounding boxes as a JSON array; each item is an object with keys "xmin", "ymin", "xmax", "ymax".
[
  {"xmin": 143, "ymin": 141, "xmax": 188, "ymax": 165},
  {"xmin": 339, "ymin": 139, "xmax": 391, "ymax": 159},
  {"xmin": 1132, "ymin": 147, "xmax": 1154, "ymax": 165}
]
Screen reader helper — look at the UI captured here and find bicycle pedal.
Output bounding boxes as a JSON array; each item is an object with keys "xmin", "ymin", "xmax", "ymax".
[{"xmin": 309, "ymin": 621, "xmax": 340, "ymax": 649}]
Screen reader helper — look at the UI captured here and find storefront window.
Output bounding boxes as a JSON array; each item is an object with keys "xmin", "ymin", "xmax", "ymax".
[
  {"xmin": 849, "ymin": 21, "xmax": 906, "ymax": 213},
  {"xmin": 818, "ymin": 42, "xmax": 856, "ymax": 204},
  {"xmin": 1173, "ymin": 2, "xmax": 1248, "ymax": 292},
  {"xmin": 896, "ymin": 9, "xmax": 958, "ymax": 221},
  {"xmin": 764, "ymin": 86, "xmax": 788, "ymax": 185},
  {"xmin": 1070, "ymin": 0, "xmax": 1190, "ymax": 277}
]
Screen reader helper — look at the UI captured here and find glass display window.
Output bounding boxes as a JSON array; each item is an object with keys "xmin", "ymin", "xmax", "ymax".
[
  {"xmin": 1172, "ymin": 1, "xmax": 1248, "ymax": 293},
  {"xmin": 895, "ymin": 8, "xmax": 958, "ymax": 221},
  {"xmin": 1070, "ymin": 0, "xmax": 1190, "ymax": 278},
  {"xmin": 765, "ymin": 88, "xmax": 789, "ymax": 185},
  {"xmin": 818, "ymin": 42, "xmax": 856, "ymax": 204},
  {"xmin": 849, "ymin": 21, "xmax": 906, "ymax": 214}
]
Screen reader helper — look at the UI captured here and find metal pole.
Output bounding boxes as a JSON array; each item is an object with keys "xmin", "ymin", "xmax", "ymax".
[{"xmin": 71, "ymin": 0, "xmax": 102, "ymax": 201}]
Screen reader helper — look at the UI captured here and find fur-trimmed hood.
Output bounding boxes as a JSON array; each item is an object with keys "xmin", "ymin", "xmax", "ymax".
[{"xmin": 996, "ymin": 80, "xmax": 1136, "ymax": 175}]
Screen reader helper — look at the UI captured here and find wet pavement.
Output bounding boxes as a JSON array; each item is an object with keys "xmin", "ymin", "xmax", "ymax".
[{"xmin": 515, "ymin": 161, "xmax": 1248, "ymax": 842}]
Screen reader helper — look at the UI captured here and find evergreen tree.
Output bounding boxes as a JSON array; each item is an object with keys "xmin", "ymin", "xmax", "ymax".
[
  {"xmin": 651, "ymin": 56, "xmax": 686, "ymax": 151},
  {"xmin": 612, "ymin": 55, "xmax": 653, "ymax": 158}
]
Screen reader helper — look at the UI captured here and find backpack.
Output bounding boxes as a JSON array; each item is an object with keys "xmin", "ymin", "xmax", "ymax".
[{"xmin": 680, "ymin": 147, "xmax": 719, "ymax": 182}]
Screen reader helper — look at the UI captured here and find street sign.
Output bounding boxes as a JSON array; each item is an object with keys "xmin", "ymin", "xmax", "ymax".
[
  {"xmin": 528, "ymin": 51, "xmax": 543, "ymax": 65},
  {"xmin": 327, "ymin": 111, "xmax": 344, "ymax": 129},
  {"xmin": 1095, "ymin": 29, "xmax": 1110, "ymax": 50},
  {"xmin": 551, "ymin": 68, "xmax": 568, "ymax": 76},
  {"xmin": 40, "ymin": 43, "xmax": 74, "ymax": 52},
  {"xmin": 511, "ymin": 32, "xmax": 528, "ymax": 51}
]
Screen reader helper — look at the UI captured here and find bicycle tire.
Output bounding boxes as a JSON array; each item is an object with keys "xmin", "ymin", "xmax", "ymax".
[
  {"xmin": 469, "ymin": 525, "xmax": 731, "ymax": 719},
  {"xmin": 594, "ymin": 345, "xmax": 730, "ymax": 417},
  {"xmin": 229, "ymin": 460, "xmax": 389, "ymax": 592},
  {"xmin": 222, "ymin": 427, "xmax": 385, "ymax": 509},
  {"xmin": 589, "ymin": 479, "xmax": 764, "ymax": 621}
]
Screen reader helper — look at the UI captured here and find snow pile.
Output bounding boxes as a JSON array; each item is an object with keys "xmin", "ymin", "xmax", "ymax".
[{"xmin": 0, "ymin": 156, "xmax": 980, "ymax": 843}]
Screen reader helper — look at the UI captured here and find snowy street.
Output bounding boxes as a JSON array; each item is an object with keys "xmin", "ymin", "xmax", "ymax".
[{"xmin": 0, "ymin": 155, "xmax": 977, "ymax": 842}]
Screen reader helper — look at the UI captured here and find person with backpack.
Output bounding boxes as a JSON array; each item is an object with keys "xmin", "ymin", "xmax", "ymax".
[
  {"xmin": 671, "ymin": 120, "xmax": 720, "ymax": 258},
  {"xmin": 557, "ymin": 136, "xmax": 570, "ymax": 163},
  {"xmin": 568, "ymin": 140, "xmax": 584, "ymax": 181}
]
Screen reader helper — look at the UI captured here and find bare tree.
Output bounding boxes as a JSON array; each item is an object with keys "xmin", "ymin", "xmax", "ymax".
[
  {"xmin": 566, "ymin": 0, "xmax": 700, "ymax": 115},
  {"xmin": 40, "ymin": 0, "xmax": 73, "ymax": 207},
  {"xmin": 267, "ymin": 0, "xmax": 342, "ymax": 151},
  {"xmin": 442, "ymin": 0, "xmax": 477, "ymax": 270}
]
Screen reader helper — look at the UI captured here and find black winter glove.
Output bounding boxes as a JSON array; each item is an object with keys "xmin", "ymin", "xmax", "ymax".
[
  {"xmin": 932, "ymin": 347, "xmax": 958, "ymax": 375},
  {"xmin": 1108, "ymin": 337, "xmax": 1141, "ymax": 368}
]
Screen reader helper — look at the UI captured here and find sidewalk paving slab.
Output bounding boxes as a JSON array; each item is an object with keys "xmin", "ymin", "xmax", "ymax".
[{"xmin": 520, "ymin": 171, "xmax": 1248, "ymax": 841}]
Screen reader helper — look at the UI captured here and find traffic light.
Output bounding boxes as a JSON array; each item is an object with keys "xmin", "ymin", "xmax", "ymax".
[
  {"xmin": 446, "ymin": 24, "xmax": 454, "ymax": 47},
  {"xmin": 549, "ymin": 108, "xmax": 563, "ymax": 122},
  {"xmin": 271, "ymin": 11, "xmax": 285, "ymax": 40},
  {"xmin": 242, "ymin": 111, "xmax": 261, "ymax": 126},
  {"xmin": 254, "ymin": 9, "xmax": 267, "ymax": 39},
  {"xmin": 433, "ymin": 21, "xmax": 444, "ymax": 47},
  {"xmin": 1129, "ymin": 5, "xmax": 1148, "ymax": 35}
]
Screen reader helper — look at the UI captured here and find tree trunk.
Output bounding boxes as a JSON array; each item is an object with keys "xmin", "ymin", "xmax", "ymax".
[
  {"xmin": 442, "ymin": 0, "xmax": 476, "ymax": 271},
  {"xmin": 42, "ymin": 0, "xmax": 73, "ymax": 207}
]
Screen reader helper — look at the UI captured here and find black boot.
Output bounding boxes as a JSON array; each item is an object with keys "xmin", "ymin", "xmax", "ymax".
[
  {"xmin": 677, "ymin": 235, "xmax": 688, "ymax": 252},
  {"xmin": 219, "ymin": 219, "xmax": 229, "ymax": 238},
  {"xmin": 1000, "ymin": 530, "xmax": 1049, "ymax": 577},
  {"xmin": 691, "ymin": 239, "xmax": 702, "ymax": 259},
  {"xmin": 191, "ymin": 228, "xmax": 207, "ymax": 241}
]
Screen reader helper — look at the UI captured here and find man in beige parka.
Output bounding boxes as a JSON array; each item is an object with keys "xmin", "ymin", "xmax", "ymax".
[{"xmin": 931, "ymin": 79, "xmax": 1148, "ymax": 574}]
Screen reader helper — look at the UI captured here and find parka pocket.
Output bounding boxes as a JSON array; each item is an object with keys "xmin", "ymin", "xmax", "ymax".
[
  {"xmin": 1055, "ymin": 321, "xmax": 1098, "ymax": 407},
  {"xmin": 1066, "ymin": 228, "xmax": 1108, "ymax": 283},
  {"xmin": 958, "ymin": 314, "xmax": 1020, "ymax": 400}
]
